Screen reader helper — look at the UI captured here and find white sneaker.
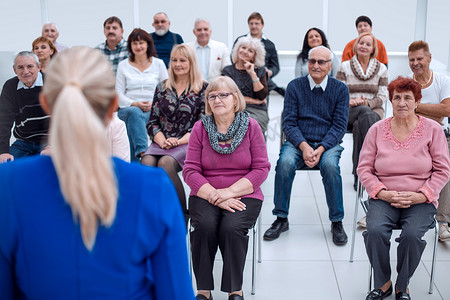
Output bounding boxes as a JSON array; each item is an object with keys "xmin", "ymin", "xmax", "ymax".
[
  {"xmin": 438, "ymin": 224, "xmax": 450, "ymax": 242},
  {"xmin": 357, "ymin": 216, "xmax": 367, "ymax": 228}
]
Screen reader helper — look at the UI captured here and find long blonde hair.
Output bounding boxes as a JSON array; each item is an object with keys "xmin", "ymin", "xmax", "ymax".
[
  {"xmin": 43, "ymin": 46, "xmax": 118, "ymax": 250},
  {"xmin": 164, "ymin": 44, "xmax": 204, "ymax": 93}
]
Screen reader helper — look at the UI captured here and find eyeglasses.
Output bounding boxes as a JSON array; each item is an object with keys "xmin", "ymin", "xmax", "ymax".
[
  {"xmin": 207, "ymin": 93, "xmax": 232, "ymax": 102},
  {"xmin": 308, "ymin": 59, "xmax": 331, "ymax": 65}
]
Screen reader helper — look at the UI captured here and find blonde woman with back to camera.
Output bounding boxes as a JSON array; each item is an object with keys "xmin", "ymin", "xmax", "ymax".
[{"xmin": 0, "ymin": 47, "xmax": 195, "ymax": 300}]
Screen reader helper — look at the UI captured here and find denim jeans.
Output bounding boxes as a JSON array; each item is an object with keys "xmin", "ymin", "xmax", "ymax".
[
  {"xmin": 10, "ymin": 139, "xmax": 46, "ymax": 159},
  {"xmin": 118, "ymin": 106, "xmax": 150, "ymax": 161},
  {"xmin": 272, "ymin": 141, "xmax": 344, "ymax": 222}
]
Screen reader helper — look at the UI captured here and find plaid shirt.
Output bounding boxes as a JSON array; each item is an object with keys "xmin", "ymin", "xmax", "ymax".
[{"xmin": 96, "ymin": 38, "xmax": 128, "ymax": 74}]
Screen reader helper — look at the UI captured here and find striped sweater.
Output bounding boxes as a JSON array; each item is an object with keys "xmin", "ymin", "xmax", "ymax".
[{"xmin": 336, "ymin": 56, "xmax": 388, "ymax": 119}]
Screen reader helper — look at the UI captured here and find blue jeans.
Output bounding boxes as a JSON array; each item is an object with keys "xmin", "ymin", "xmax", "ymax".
[
  {"xmin": 273, "ymin": 141, "xmax": 344, "ymax": 222},
  {"xmin": 10, "ymin": 140, "xmax": 46, "ymax": 159},
  {"xmin": 118, "ymin": 106, "xmax": 150, "ymax": 161}
]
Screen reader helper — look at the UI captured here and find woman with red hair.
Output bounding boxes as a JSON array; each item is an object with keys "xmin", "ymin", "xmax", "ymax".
[{"xmin": 357, "ymin": 77, "xmax": 450, "ymax": 300}]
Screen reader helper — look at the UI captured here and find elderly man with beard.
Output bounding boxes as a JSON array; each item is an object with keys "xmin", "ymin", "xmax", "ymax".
[
  {"xmin": 150, "ymin": 12, "xmax": 184, "ymax": 68},
  {"xmin": 96, "ymin": 16, "xmax": 128, "ymax": 74}
]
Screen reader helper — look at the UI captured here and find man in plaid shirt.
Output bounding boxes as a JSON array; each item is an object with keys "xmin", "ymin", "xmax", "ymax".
[{"xmin": 96, "ymin": 16, "xmax": 128, "ymax": 74}]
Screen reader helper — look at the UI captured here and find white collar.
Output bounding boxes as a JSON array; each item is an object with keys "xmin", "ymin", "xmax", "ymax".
[
  {"xmin": 17, "ymin": 72, "xmax": 43, "ymax": 90},
  {"xmin": 307, "ymin": 74, "xmax": 328, "ymax": 91}
]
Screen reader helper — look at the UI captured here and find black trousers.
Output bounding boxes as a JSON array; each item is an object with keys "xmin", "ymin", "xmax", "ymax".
[
  {"xmin": 348, "ymin": 105, "xmax": 380, "ymax": 175},
  {"xmin": 189, "ymin": 196, "xmax": 262, "ymax": 293}
]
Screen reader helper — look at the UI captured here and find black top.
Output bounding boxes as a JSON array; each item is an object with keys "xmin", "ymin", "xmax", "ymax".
[
  {"xmin": 0, "ymin": 76, "xmax": 49, "ymax": 153},
  {"xmin": 222, "ymin": 64, "xmax": 268, "ymax": 111}
]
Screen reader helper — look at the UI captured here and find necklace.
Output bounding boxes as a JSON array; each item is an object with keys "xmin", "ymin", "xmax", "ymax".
[{"xmin": 413, "ymin": 71, "xmax": 433, "ymax": 88}]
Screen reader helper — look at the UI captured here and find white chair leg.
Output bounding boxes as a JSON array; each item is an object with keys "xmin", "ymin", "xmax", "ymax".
[
  {"xmin": 251, "ymin": 224, "xmax": 257, "ymax": 295},
  {"xmin": 429, "ymin": 219, "xmax": 438, "ymax": 294},
  {"xmin": 257, "ymin": 216, "xmax": 262, "ymax": 263},
  {"xmin": 350, "ymin": 180, "xmax": 363, "ymax": 262}
]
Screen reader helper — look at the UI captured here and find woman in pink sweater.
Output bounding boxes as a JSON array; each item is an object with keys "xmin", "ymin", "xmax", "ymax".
[
  {"xmin": 183, "ymin": 76, "xmax": 270, "ymax": 300},
  {"xmin": 357, "ymin": 77, "xmax": 450, "ymax": 300}
]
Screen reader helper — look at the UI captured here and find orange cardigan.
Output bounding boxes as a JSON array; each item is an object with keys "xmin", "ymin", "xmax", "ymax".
[{"xmin": 341, "ymin": 38, "xmax": 388, "ymax": 65}]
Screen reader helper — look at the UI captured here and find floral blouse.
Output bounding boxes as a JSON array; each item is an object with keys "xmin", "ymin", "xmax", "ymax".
[{"xmin": 147, "ymin": 81, "xmax": 207, "ymax": 139}]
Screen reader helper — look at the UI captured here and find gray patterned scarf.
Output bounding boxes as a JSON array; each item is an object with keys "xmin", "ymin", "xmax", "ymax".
[{"xmin": 201, "ymin": 111, "xmax": 250, "ymax": 154}]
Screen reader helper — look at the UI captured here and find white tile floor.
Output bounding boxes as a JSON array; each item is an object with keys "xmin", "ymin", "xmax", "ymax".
[{"xmin": 189, "ymin": 93, "xmax": 450, "ymax": 300}]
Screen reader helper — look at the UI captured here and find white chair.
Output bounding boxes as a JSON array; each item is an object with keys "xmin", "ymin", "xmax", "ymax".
[
  {"xmin": 187, "ymin": 217, "xmax": 262, "ymax": 295},
  {"xmin": 350, "ymin": 180, "xmax": 439, "ymax": 294}
]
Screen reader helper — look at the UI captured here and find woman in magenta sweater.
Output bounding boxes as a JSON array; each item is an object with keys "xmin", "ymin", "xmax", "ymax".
[
  {"xmin": 183, "ymin": 76, "xmax": 270, "ymax": 300},
  {"xmin": 357, "ymin": 77, "xmax": 450, "ymax": 300}
]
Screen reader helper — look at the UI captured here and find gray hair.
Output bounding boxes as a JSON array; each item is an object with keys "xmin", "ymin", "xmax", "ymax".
[
  {"xmin": 194, "ymin": 18, "xmax": 210, "ymax": 28},
  {"xmin": 231, "ymin": 36, "xmax": 266, "ymax": 67},
  {"xmin": 43, "ymin": 22, "xmax": 59, "ymax": 31},
  {"xmin": 308, "ymin": 45, "xmax": 332, "ymax": 60},
  {"xmin": 14, "ymin": 51, "xmax": 40, "ymax": 67},
  {"xmin": 154, "ymin": 12, "xmax": 169, "ymax": 21}
]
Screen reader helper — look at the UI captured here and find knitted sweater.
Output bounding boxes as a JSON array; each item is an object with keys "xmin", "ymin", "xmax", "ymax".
[
  {"xmin": 283, "ymin": 76, "xmax": 349, "ymax": 150},
  {"xmin": 0, "ymin": 76, "xmax": 49, "ymax": 153},
  {"xmin": 336, "ymin": 56, "xmax": 388, "ymax": 119},
  {"xmin": 357, "ymin": 116, "xmax": 450, "ymax": 207}
]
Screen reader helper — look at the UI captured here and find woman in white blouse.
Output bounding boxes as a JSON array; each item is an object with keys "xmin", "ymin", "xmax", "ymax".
[{"xmin": 116, "ymin": 28, "xmax": 168, "ymax": 161}]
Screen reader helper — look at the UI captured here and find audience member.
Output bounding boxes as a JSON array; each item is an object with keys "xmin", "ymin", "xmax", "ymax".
[
  {"xmin": 183, "ymin": 76, "xmax": 270, "ymax": 300},
  {"xmin": 32, "ymin": 36, "xmax": 57, "ymax": 73},
  {"xmin": 357, "ymin": 77, "xmax": 450, "ymax": 300},
  {"xmin": 342, "ymin": 16, "xmax": 388, "ymax": 67},
  {"xmin": 336, "ymin": 32, "xmax": 388, "ymax": 190},
  {"xmin": 0, "ymin": 51, "xmax": 49, "ymax": 163},
  {"xmin": 42, "ymin": 22, "xmax": 68, "ymax": 52},
  {"xmin": 295, "ymin": 27, "xmax": 340, "ymax": 78},
  {"xmin": 185, "ymin": 18, "xmax": 231, "ymax": 82},
  {"xmin": 96, "ymin": 16, "xmax": 128, "ymax": 74},
  {"xmin": 222, "ymin": 36, "xmax": 269, "ymax": 136},
  {"xmin": 142, "ymin": 44, "xmax": 207, "ymax": 222},
  {"xmin": 151, "ymin": 12, "xmax": 184, "ymax": 68},
  {"xmin": 235, "ymin": 12, "xmax": 283, "ymax": 95},
  {"xmin": 107, "ymin": 116, "xmax": 130, "ymax": 162},
  {"xmin": 0, "ymin": 46, "xmax": 195, "ymax": 300},
  {"xmin": 263, "ymin": 46, "xmax": 349, "ymax": 245},
  {"xmin": 408, "ymin": 40, "xmax": 450, "ymax": 242},
  {"xmin": 116, "ymin": 28, "xmax": 168, "ymax": 161}
]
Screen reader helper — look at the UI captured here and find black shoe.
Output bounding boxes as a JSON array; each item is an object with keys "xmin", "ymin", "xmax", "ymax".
[
  {"xmin": 263, "ymin": 218, "xmax": 289, "ymax": 241},
  {"xmin": 366, "ymin": 284, "xmax": 392, "ymax": 299},
  {"xmin": 395, "ymin": 291, "xmax": 410, "ymax": 300},
  {"xmin": 228, "ymin": 294, "xmax": 244, "ymax": 300},
  {"xmin": 274, "ymin": 86, "xmax": 286, "ymax": 97},
  {"xmin": 331, "ymin": 221, "xmax": 348, "ymax": 245},
  {"xmin": 196, "ymin": 293, "xmax": 213, "ymax": 300}
]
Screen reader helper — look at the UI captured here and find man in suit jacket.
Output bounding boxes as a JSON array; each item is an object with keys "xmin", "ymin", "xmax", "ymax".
[{"xmin": 185, "ymin": 18, "xmax": 231, "ymax": 82}]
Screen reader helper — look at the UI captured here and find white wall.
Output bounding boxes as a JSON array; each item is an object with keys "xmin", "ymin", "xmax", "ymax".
[{"xmin": 1, "ymin": 0, "xmax": 449, "ymax": 85}]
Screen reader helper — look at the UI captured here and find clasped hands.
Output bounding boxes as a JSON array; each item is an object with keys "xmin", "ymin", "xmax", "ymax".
[
  {"xmin": 300, "ymin": 142, "xmax": 325, "ymax": 168},
  {"xmin": 377, "ymin": 189, "xmax": 427, "ymax": 208},
  {"xmin": 131, "ymin": 101, "xmax": 152, "ymax": 112},
  {"xmin": 160, "ymin": 137, "xmax": 179, "ymax": 149},
  {"xmin": 349, "ymin": 96, "xmax": 368, "ymax": 107},
  {"xmin": 208, "ymin": 188, "xmax": 246, "ymax": 213}
]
